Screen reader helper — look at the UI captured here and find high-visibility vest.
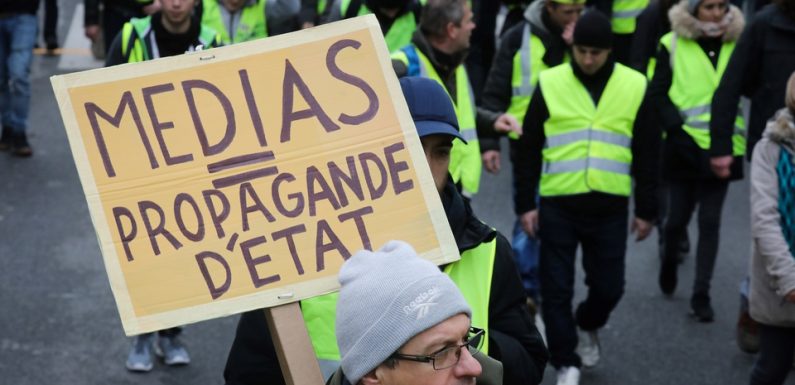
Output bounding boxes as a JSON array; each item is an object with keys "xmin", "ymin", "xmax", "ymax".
[
  {"xmin": 538, "ymin": 63, "xmax": 646, "ymax": 197},
  {"xmin": 339, "ymin": 0, "xmax": 425, "ymax": 52},
  {"xmin": 202, "ymin": 0, "xmax": 267, "ymax": 44},
  {"xmin": 612, "ymin": 0, "xmax": 649, "ymax": 34},
  {"xmin": 121, "ymin": 16, "xmax": 220, "ymax": 62},
  {"xmin": 507, "ymin": 22, "xmax": 569, "ymax": 139},
  {"xmin": 302, "ymin": 239, "xmax": 496, "ymax": 367},
  {"xmin": 660, "ymin": 32, "xmax": 746, "ymax": 156},
  {"xmin": 392, "ymin": 44, "xmax": 481, "ymax": 195}
]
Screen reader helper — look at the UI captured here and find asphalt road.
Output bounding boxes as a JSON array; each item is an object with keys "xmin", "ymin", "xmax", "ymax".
[{"xmin": 1, "ymin": 2, "xmax": 792, "ymax": 384}]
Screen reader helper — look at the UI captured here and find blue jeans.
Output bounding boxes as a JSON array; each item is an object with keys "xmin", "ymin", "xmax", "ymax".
[
  {"xmin": 0, "ymin": 14, "xmax": 36, "ymax": 133},
  {"xmin": 512, "ymin": 219, "xmax": 540, "ymax": 302}
]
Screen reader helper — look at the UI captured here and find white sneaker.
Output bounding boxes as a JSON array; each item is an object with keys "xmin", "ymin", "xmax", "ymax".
[
  {"xmin": 557, "ymin": 366, "xmax": 581, "ymax": 385},
  {"xmin": 576, "ymin": 328, "xmax": 600, "ymax": 368}
]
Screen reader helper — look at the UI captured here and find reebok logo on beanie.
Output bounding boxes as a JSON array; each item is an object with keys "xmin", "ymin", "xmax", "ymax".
[{"xmin": 403, "ymin": 286, "xmax": 441, "ymax": 319}]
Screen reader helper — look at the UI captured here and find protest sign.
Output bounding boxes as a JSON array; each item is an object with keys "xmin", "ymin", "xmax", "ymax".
[{"xmin": 51, "ymin": 15, "xmax": 459, "ymax": 336}]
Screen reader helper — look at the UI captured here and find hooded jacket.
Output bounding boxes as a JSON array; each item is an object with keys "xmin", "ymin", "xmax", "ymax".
[
  {"xmin": 476, "ymin": 0, "xmax": 570, "ymax": 153},
  {"xmin": 648, "ymin": 0, "xmax": 745, "ymax": 180},
  {"xmin": 710, "ymin": 3, "xmax": 795, "ymax": 161},
  {"xmin": 749, "ymin": 108, "xmax": 795, "ymax": 327},
  {"xmin": 223, "ymin": 178, "xmax": 549, "ymax": 385}
]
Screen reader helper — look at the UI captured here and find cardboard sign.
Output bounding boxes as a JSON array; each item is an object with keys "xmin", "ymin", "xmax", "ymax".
[{"xmin": 51, "ymin": 15, "xmax": 459, "ymax": 336}]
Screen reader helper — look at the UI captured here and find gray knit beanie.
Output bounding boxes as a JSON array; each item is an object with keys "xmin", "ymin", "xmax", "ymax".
[
  {"xmin": 688, "ymin": 0, "xmax": 703, "ymax": 14},
  {"xmin": 336, "ymin": 240, "xmax": 472, "ymax": 384}
]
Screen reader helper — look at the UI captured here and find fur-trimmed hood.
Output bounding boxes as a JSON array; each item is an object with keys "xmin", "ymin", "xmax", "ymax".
[
  {"xmin": 764, "ymin": 108, "xmax": 795, "ymax": 154},
  {"xmin": 668, "ymin": 0, "xmax": 745, "ymax": 41}
]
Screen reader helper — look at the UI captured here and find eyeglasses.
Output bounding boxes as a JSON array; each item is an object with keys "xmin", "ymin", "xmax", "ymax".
[{"xmin": 389, "ymin": 327, "xmax": 485, "ymax": 370}]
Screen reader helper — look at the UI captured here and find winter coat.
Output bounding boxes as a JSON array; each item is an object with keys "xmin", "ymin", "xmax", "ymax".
[
  {"xmin": 648, "ymin": 0, "xmax": 745, "ymax": 180},
  {"xmin": 710, "ymin": 3, "xmax": 795, "ymax": 161},
  {"xmin": 629, "ymin": 0, "xmax": 673, "ymax": 74},
  {"xmin": 223, "ymin": 179, "xmax": 549, "ymax": 385},
  {"xmin": 0, "ymin": 0, "xmax": 38, "ymax": 14},
  {"xmin": 749, "ymin": 108, "xmax": 795, "ymax": 327}
]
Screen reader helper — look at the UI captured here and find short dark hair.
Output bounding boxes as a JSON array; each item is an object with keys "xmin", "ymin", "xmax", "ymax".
[{"xmin": 419, "ymin": 0, "xmax": 467, "ymax": 39}]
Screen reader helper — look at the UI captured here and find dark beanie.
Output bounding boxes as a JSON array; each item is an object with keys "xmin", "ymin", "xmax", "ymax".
[{"xmin": 573, "ymin": 10, "xmax": 613, "ymax": 49}]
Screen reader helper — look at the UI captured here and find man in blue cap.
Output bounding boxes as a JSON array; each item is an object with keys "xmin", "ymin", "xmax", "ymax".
[{"xmin": 223, "ymin": 77, "xmax": 548, "ymax": 385}]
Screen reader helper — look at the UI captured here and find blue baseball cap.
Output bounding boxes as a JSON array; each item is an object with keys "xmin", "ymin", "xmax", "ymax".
[{"xmin": 399, "ymin": 77, "xmax": 466, "ymax": 143}]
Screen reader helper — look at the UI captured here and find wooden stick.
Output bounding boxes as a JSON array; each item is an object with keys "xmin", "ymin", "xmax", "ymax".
[{"xmin": 265, "ymin": 303, "xmax": 325, "ymax": 385}]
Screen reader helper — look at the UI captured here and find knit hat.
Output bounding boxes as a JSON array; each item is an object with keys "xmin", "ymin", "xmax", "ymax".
[
  {"xmin": 573, "ymin": 10, "xmax": 613, "ymax": 49},
  {"xmin": 687, "ymin": 0, "xmax": 703, "ymax": 14},
  {"xmin": 400, "ymin": 76, "xmax": 466, "ymax": 143},
  {"xmin": 336, "ymin": 240, "xmax": 472, "ymax": 384}
]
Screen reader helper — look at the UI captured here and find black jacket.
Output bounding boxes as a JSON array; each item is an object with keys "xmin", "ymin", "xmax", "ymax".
[
  {"xmin": 0, "ymin": 0, "xmax": 38, "ymax": 14},
  {"xmin": 513, "ymin": 61, "xmax": 660, "ymax": 220},
  {"xmin": 629, "ymin": 0, "xmax": 673, "ymax": 73},
  {"xmin": 477, "ymin": 0, "xmax": 570, "ymax": 154},
  {"xmin": 223, "ymin": 179, "xmax": 549, "ymax": 385},
  {"xmin": 710, "ymin": 3, "xmax": 795, "ymax": 161}
]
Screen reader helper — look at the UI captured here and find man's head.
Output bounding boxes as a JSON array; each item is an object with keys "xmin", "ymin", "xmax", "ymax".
[
  {"xmin": 222, "ymin": 0, "xmax": 248, "ymax": 12},
  {"xmin": 399, "ymin": 77, "xmax": 464, "ymax": 194},
  {"xmin": 161, "ymin": 0, "xmax": 197, "ymax": 32},
  {"xmin": 544, "ymin": 0, "xmax": 585, "ymax": 30},
  {"xmin": 336, "ymin": 241, "xmax": 482, "ymax": 385},
  {"xmin": 419, "ymin": 0, "xmax": 475, "ymax": 54},
  {"xmin": 571, "ymin": 11, "xmax": 612, "ymax": 75}
]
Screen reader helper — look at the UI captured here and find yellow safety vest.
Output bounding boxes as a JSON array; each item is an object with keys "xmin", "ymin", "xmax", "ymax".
[
  {"xmin": 392, "ymin": 45, "xmax": 481, "ymax": 195},
  {"xmin": 201, "ymin": 0, "xmax": 267, "ymax": 44},
  {"xmin": 339, "ymin": 0, "xmax": 425, "ymax": 52},
  {"xmin": 539, "ymin": 63, "xmax": 646, "ymax": 197},
  {"xmin": 121, "ymin": 16, "xmax": 220, "ymax": 62},
  {"xmin": 302, "ymin": 239, "xmax": 496, "ymax": 365},
  {"xmin": 612, "ymin": 0, "xmax": 649, "ymax": 34},
  {"xmin": 659, "ymin": 32, "xmax": 745, "ymax": 156},
  {"xmin": 507, "ymin": 23, "xmax": 569, "ymax": 139}
]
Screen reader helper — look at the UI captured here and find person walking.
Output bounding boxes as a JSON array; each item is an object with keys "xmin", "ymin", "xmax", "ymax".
[
  {"xmin": 747, "ymin": 72, "xmax": 795, "ymax": 385},
  {"xmin": 513, "ymin": 10, "xmax": 659, "ymax": 385},
  {"xmin": 325, "ymin": 0, "xmax": 424, "ymax": 53},
  {"xmin": 196, "ymin": 0, "xmax": 300, "ymax": 44},
  {"xmin": 648, "ymin": 0, "xmax": 745, "ymax": 321}
]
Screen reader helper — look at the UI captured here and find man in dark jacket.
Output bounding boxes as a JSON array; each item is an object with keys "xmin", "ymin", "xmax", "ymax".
[
  {"xmin": 710, "ymin": 0, "xmax": 795, "ymax": 175},
  {"xmin": 224, "ymin": 77, "xmax": 549, "ymax": 385},
  {"xmin": 0, "ymin": 0, "xmax": 39, "ymax": 157}
]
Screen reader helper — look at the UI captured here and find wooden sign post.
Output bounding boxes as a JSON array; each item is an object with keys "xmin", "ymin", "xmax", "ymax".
[{"xmin": 50, "ymin": 15, "xmax": 460, "ymax": 384}]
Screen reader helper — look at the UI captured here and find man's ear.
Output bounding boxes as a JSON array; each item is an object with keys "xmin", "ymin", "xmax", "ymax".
[
  {"xmin": 445, "ymin": 21, "xmax": 457, "ymax": 40},
  {"xmin": 360, "ymin": 369, "xmax": 382, "ymax": 385}
]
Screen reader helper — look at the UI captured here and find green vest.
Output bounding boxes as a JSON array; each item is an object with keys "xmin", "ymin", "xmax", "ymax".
[
  {"xmin": 507, "ymin": 23, "xmax": 570, "ymax": 140},
  {"xmin": 539, "ymin": 63, "xmax": 646, "ymax": 197},
  {"xmin": 392, "ymin": 45, "xmax": 481, "ymax": 195},
  {"xmin": 660, "ymin": 32, "xmax": 746, "ymax": 156},
  {"xmin": 121, "ymin": 16, "xmax": 220, "ymax": 63},
  {"xmin": 202, "ymin": 0, "xmax": 267, "ymax": 44},
  {"xmin": 302, "ymin": 239, "xmax": 497, "ymax": 367},
  {"xmin": 612, "ymin": 0, "xmax": 649, "ymax": 34},
  {"xmin": 339, "ymin": 0, "xmax": 424, "ymax": 52}
]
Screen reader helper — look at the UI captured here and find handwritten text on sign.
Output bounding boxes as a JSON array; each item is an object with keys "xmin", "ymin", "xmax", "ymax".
[{"xmin": 53, "ymin": 18, "xmax": 456, "ymax": 335}]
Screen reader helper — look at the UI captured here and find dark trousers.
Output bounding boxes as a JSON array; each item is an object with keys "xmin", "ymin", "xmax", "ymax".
[
  {"xmin": 539, "ymin": 201, "xmax": 628, "ymax": 368},
  {"xmin": 42, "ymin": 0, "xmax": 58, "ymax": 45},
  {"xmin": 663, "ymin": 179, "xmax": 728, "ymax": 296},
  {"xmin": 750, "ymin": 324, "xmax": 795, "ymax": 385}
]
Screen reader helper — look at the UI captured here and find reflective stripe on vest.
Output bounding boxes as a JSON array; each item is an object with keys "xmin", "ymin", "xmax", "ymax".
[
  {"xmin": 539, "ymin": 63, "xmax": 646, "ymax": 197},
  {"xmin": 392, "ymin": 45, "xmax": 481, "ymax": 195},
  {"xmin": 340, "ymin": 0, "xmax": 423, "ymax": 52},
  {"xmin": 661, "ymin": 32, "xmax": 745, "ymax": 156},
  {"xmin": 612, "ymin": 0, "xmax": 649, "ymax": 34},
  {"xmin": 202, "ymin": 0, "xmax": 267, "ymax": 44},
  {"xmin": 302, "ymin": 239, "xmax": 496, "ymax": 365},
  {"xmin": 121, "ymin": 16, "xmax": 219, "ymax": 62}
]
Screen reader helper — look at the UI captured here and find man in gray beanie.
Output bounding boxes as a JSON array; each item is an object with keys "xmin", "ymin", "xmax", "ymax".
[{"xmin": 333, "ymin": 240, "xmax": 482, "ymax": 385}]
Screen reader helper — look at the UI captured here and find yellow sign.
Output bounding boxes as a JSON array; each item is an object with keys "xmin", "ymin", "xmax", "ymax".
[{"xmin": 51, "ymin": 16, "xmax": 459, "ymax": 336}]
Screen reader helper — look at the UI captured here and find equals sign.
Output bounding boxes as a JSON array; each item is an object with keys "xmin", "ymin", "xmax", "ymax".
[{"xmin": 207, "ymin": 151, "xmax": 278, "ymax": 189}]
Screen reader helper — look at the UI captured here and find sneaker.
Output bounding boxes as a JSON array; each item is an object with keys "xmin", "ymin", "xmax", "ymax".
[
  {"xmin": 155, "ymin": 334, "xmax": 190, "ymax": 366},
  {"xmin": 0, "ymin": 126, "xmax": 12, "ymax": 151},
  {"xmin": 11, "ymin": 132, "xmax": 32, "ymax": 157},
  {"xmin": 556, "ymin": 366, "xmax": 580, "ymax": 385},
  {"xmin": 658, "ymin": 256, "xmax": 678, "ymax": 295},
  {"xmin": 736, "ymin": 309, "xmax": 760, "ymax": 353},
  {"xmin": 576, "ymin": 328, "xmax": 600, "ymax": 368},
  {"xmin": 125, "ymin": 334, "xmax": 154, "ymax": 372},
  {"xmin": 691, "ymin": 293, "xmax": 714, "ymax": 323}
]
